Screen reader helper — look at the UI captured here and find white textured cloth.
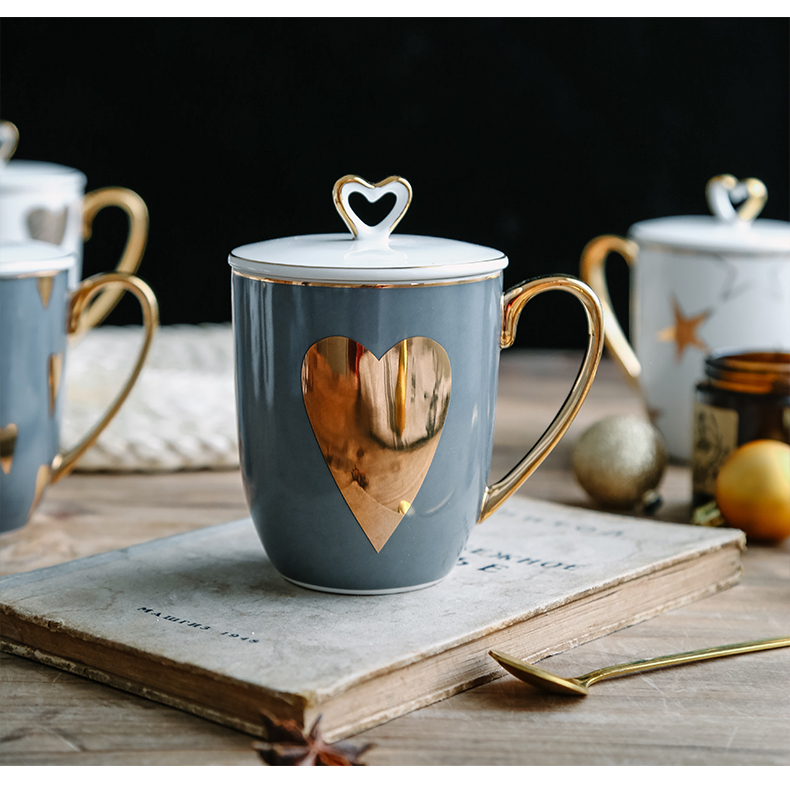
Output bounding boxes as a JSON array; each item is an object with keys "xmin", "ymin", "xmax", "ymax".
[{"xmin": 62, "ymin": 324, "xmax": 239, "ymax": 471}]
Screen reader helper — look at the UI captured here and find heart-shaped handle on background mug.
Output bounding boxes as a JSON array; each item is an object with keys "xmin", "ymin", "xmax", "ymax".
[
  {"xmin": 333, "ymin": 175, "xmax": 413, "ymax": 243},
  {"xmin": 0, "ymin": 120, "xmax": 19, "ymax": 164},
  {"xmin": 76, "ymin": 187, "xmax": 150, "ymax": 334},
  {"xmin": 706, "ymin": 174, "xmax": 767, "ymax": 223},
  {"xmin": 51, "ymin": 272, "xmax": 158, "ymax": 482},
  {"xmin": 579, "ymin": 235, "xmax": 641, "ymax": 392},
  {"xmin": 479, "ymin": 275, "xmax": 604, "ymax": 521}
]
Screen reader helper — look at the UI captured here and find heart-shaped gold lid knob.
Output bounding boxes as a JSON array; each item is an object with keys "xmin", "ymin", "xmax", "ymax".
[{"xmin": 332, "ymin": 175, "xmax": 413, "ymax": 242}]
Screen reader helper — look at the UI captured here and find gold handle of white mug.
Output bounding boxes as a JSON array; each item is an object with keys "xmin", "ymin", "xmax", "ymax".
[
  {"xmin": 479, "ymin": 275, "xmax": 604, "ymax": 522},
  {"xmin": 76, "ymin": 187, "xmax": 149, "ymax": 334},
  {"xmin": 51, "ymin": 273, "xmax": 158, "ymax": 482},
  {"xmin": 579, "ymin": 234, "xmax": 641, "ymax": 391}
]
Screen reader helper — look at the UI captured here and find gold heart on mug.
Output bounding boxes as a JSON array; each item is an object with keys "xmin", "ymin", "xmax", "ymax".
[
  {"xmin": 302, "ymin": 336, "xmax": 451, "ymax": 552},
  {"xmin": 27, "ymin": 207, "xmax": 69, "ymax": 245},
  {"xmin": 49, "ymin": 353, "xmax": 63, "ymax": 415}
]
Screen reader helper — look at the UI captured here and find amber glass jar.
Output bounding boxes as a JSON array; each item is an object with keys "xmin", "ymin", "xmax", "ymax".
[{"xmin": 692, "ymin": 351, "xmax": 790, "ymax": 507}]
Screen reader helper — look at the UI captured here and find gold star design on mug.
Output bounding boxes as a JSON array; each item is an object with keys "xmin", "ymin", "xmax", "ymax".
[{"xmin": 656, "ymin": 295, "xmax": 711, "ymax": 361}]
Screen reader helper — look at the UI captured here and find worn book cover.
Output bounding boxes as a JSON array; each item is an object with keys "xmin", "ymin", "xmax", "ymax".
[{"xmin": 0, "ymin": 496, "xmax": 744, "ymax": 741}]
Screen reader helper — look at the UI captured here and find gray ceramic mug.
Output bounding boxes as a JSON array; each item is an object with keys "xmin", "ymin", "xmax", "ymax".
[
  {"xmin": 230, "ymin": 176, "xmax": 604, "ymax": 594},
  {"xmin": 0, "ymin": 241, "xmax": 158, "ymax": 533}
]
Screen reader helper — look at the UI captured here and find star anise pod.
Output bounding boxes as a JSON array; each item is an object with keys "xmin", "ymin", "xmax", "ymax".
[{"xmin": 253, "ymin": 712, "xmax": 374, "ymax": 766}]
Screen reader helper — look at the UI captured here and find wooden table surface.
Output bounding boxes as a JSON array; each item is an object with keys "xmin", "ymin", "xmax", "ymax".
[{"xmin": 1, "ymin": 351, "xmax": 788, "ymax": 766}]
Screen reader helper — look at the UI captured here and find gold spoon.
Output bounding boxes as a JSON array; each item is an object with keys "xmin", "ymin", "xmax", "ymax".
[{"xmin": 490, "ymin": 636, "xmax": 790, "ymax": 697}]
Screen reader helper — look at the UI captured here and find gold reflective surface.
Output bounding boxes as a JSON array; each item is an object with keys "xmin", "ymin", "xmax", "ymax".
[
  {"xmin": 0, "ymin": 423, "xmax": 17, "ymax": 474},
  {"xmin": 76, "ymin": 187, "xmax": 149, "ymax": 333},
  {"xmin": 28, "ymin": 463, "xmax": 51, "ymax": 519},
  {"xmin": 302, "ymin": 336, "xmax": 451, "ymax": 553},
  {"xmin": 655, "ymin": 295, "xmax": 711, "ymax": 358},
  {"xmin": 36, "ymin": 274, "xmax": 55, "ymax": 308},
  {"xmin": 48, "ymin": 352, "xmax": 63, "ymax": 415},
  {"xmin": 579, "ymin": 234, "xmax": 641, "ymax": 391},
  {"xmin": 52, "ymin": 272, "xmax": 158, "ymax": 482},
  {"xmin": 332, "ymin": 175, "xmax": 413, "ymax": 239},
  {"xmin": 231, "ymin": 266, "xmax": 500, "ymax": 288},
  {"xmin": 480, "ymin": 275, "xmax": 604, "ymax": 522},
  {"xmin": 491, "ymin": 636, "xmax": 790, "ymax": 697},
  {"xmin": 28, "ymin": 207, "xmax": 68, "ymax": 246}
]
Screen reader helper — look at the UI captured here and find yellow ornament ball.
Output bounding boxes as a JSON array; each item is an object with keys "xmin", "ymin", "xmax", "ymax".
[{"xmin": 715, "ymin": 440, "xmax": 790, "ymax": 544}]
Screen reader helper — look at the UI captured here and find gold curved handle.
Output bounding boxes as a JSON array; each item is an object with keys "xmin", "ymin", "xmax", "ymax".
[
  {"xmin": 579, "ymin": 234, "xmax": 641, "ymax": 391},
  {"xmin": 76, "ymin": 187, "xmax": 149, "ymax": 333},
  {"xmin": 51, "ymin": 273, "xmax": 159, "ymax": 483},
  {"xmin": 479, "ymin": 276, "xmax": 604, "ymax": 522}
]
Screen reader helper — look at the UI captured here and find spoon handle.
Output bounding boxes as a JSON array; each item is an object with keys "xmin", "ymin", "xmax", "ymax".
[{"xmin": 580, "ymin": 636, "xmax": 790, "ymax": 688}]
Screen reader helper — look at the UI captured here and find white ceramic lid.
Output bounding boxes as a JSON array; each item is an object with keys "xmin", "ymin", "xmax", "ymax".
[
  {"xmin": 229, "ymin": 175, "xmax": 508, "ymax": 284},
  {"xmin": 0, "ymin": 160, "xmax": 87, "ymax": 193},
  {"xmin": 0, "ymin": 121, "xmax": 86, "ymax": 193},
  {"xmin": 0, "ymin": 241, "xmax": 76, "ymax": 277},
  {"xmin": 629, "ymin": 175, "xmax": 790, "ymax": 254}
]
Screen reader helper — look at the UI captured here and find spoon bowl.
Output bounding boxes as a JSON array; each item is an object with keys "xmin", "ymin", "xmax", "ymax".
[
  {"xmin": 490, "ymin": 635, "xmax": 790, "ymax": 697},
  {"xmin": 490, "ymin": 651, "xmax": 590, "ymax": 695}
]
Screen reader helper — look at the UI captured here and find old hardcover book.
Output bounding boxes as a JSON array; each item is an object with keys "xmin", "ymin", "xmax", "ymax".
[{"xmin": 0, "ymin": 496, "xmax": 744, "ymax": 742}]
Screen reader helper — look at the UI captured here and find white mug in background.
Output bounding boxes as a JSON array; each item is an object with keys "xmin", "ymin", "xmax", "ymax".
[
  {"xmin": 581, "ymin": 175, "xmax": 790, "ymax": 461},
  {"xmin": 0, "ymin": 120, "xmax": 148, "ymax": 333}
]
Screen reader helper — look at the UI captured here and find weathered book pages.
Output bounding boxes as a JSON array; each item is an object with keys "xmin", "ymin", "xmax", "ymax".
[{"xmin": 0, "ymin": 496, "xmax": 744, "ymax": 741}]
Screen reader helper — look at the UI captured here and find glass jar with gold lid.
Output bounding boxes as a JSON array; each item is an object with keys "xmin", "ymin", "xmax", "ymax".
[{"xmin": 692, "ymin": 350, "xmax": 790, "ymax": 507}]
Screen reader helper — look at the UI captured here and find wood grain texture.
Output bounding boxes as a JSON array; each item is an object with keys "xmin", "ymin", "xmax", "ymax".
[{"xmin": 1, "ymin": 351, "xmax": 788, "ymax": 766}]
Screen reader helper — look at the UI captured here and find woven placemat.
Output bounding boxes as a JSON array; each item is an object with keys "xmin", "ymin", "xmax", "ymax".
[{"xmin": 62, "ymin": 324, "xmax": 239, "ymax": 471}]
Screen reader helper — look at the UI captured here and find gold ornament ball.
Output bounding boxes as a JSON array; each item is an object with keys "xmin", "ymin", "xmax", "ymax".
[{"xmin": 572, "ymin": 416, "xmax": 668, "ymax": 509}]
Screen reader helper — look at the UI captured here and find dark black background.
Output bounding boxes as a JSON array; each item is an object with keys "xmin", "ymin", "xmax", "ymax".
[{"xmin": 2, "ymin": 18, "xmax": 788, "ymax": 348}]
